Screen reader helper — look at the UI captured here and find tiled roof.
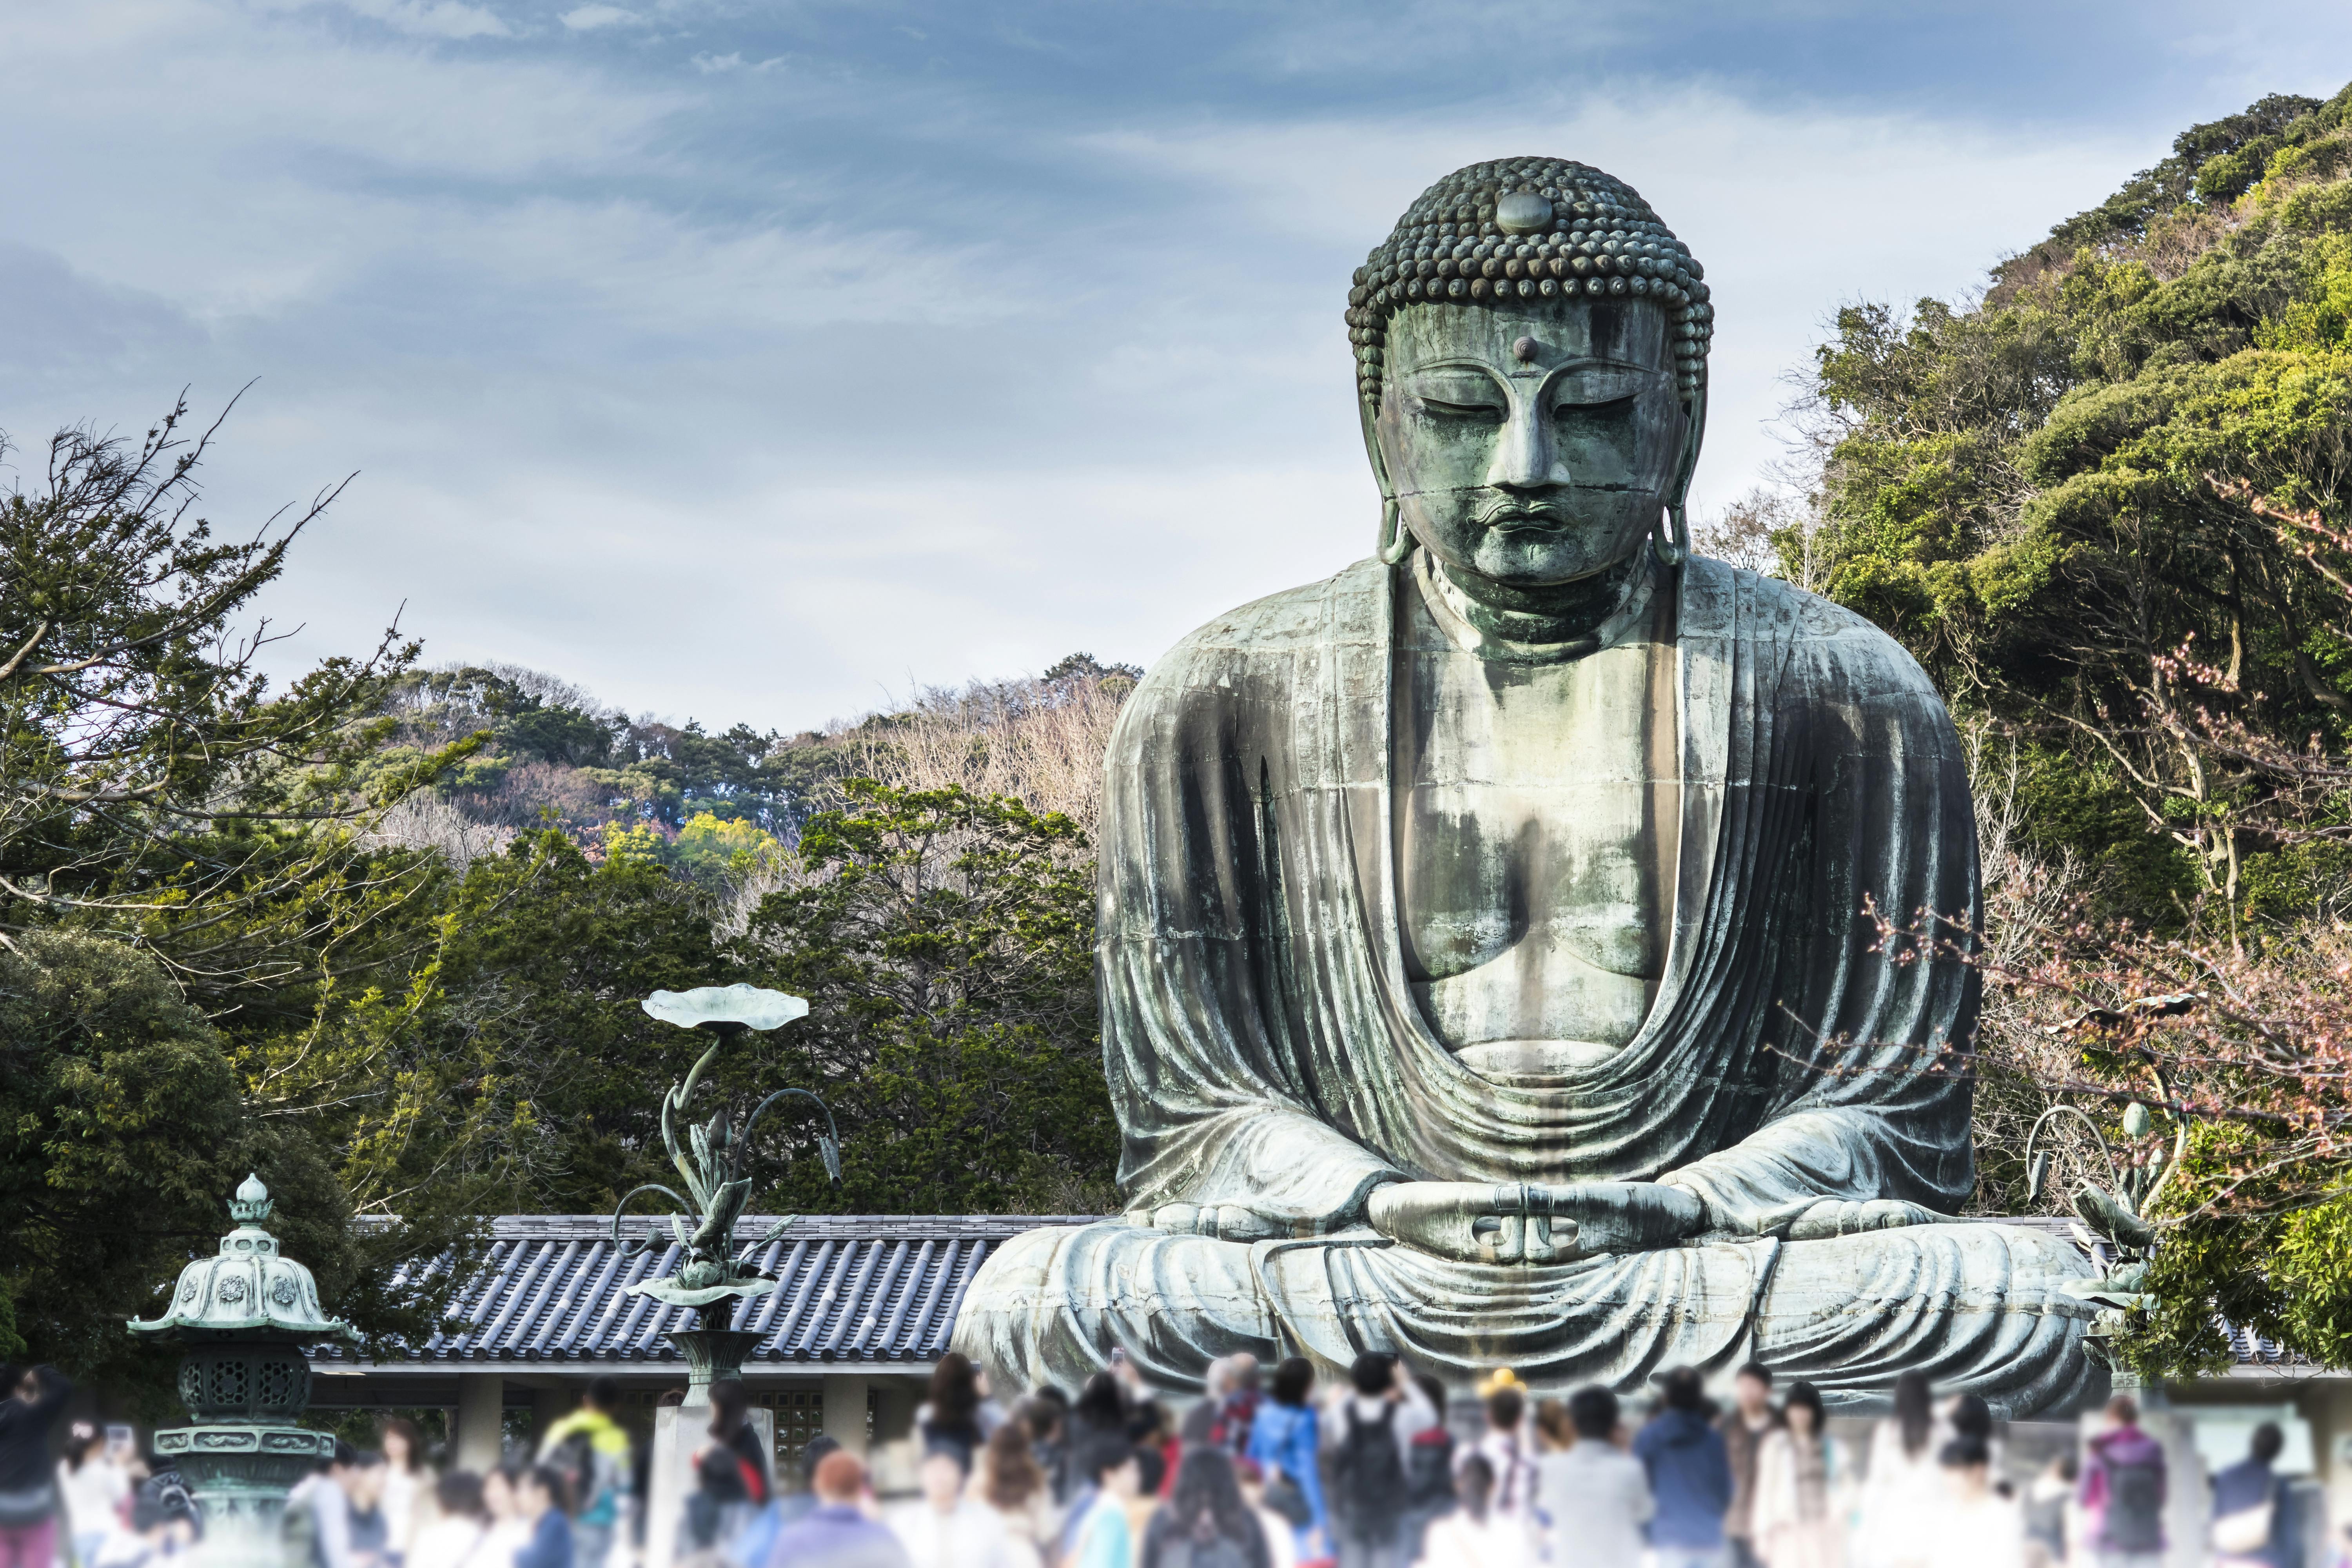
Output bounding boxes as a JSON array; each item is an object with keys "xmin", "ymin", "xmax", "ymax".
[{"xmin": 309, "ymin": 1215, "xmax": 1093, "ymax": 1372}]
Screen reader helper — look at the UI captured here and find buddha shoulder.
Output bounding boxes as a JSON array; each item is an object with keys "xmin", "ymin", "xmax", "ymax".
[{"xmin": 1704, "ymin": 559, "xmax": 1945, "ymax": 706}]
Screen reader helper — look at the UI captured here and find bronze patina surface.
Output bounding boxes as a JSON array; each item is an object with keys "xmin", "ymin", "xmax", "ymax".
[{"xmin": 951, "ymin": 158, "xmax": 2097, "ymax": 1414}]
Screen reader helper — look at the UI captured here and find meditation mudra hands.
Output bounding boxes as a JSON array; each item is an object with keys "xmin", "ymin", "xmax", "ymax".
[{"xmin": 1132, "ymin": 1182, "xmax": 1945, "ymax": 1261}]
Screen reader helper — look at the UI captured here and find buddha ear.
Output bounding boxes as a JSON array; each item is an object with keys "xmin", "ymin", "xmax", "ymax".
[
  {"xmin": 1658, "ymin": 384, "xmax": 1708, "ymax": 567},
  {"xmin": 1360, "ymin": 396, "xmax": 1412, "ymax": 566}
]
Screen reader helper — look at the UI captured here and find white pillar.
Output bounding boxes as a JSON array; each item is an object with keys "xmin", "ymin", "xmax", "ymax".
[
  {"xmin": 455, "ymin": 1375, "xmax": 504, "ymax": 1472},
  {"xmin": 822, "ymin": 1375, "xmax": 870, "ymax": 1456}
]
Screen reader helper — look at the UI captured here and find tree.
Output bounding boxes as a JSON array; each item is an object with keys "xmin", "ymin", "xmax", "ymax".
[
  {"xmin": 0, "ymin": 931, "xmax": 358, "ymax": 1413},
  {"xmin": 741, "ymin": 782, "xmax": 1117, "ymax": 1214},
  {"xmin": 0, "ymin": 397, "xmax": 472, "ymax": 1006}
]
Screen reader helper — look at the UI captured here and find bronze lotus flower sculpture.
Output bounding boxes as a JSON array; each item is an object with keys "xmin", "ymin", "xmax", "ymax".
[{"xmin": 613, "ymin": 985, "xmax": 841, "ymax": 1314}]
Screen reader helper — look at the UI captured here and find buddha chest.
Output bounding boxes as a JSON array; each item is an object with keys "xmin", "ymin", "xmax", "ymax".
[{"xmin": 1391, "ymin": 577, "xmax": 1679, "ymax": 1080}]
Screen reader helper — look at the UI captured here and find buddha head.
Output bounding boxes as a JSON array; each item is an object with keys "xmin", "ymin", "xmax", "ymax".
[{"xmin": 1345, "ymin": 159, "xmax": 1714, "ymax": 589}]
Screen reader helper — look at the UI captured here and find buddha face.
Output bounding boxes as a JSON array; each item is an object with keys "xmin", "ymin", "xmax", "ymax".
[{"xmin": 1373, "ymin": 298, "xmax": 1688, "ymax": 587}]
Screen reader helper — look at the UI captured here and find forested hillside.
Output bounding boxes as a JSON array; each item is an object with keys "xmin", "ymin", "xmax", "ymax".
[{"xmin": 1790, "ymin": 82, "xmax": 2352, "ymax": 1374}]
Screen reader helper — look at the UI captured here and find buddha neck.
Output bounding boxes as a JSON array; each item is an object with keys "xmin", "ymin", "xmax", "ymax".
[{"xmin": 1415, "ymin": 547, "xmax": 1659, "ymax": 664}]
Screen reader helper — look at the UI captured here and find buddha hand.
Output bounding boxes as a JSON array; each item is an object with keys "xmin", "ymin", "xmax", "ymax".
[{"xmin": 1365, "ymin": 1180, "xmax": 1704, "ymax": 1265}]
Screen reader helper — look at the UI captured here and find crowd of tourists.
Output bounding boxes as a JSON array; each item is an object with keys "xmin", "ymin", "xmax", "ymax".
[{"xmin": 0, "ymin": 1356, "xmax": 2324, "ymax": 1568}]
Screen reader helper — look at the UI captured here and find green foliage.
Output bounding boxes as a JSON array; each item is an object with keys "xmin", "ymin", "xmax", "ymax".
[
  {"xmin": 0, "ymin": 931, "xmax": 354, "ymax": 1411},
  {"xmin": 742, "ymin": 782, "xmax": 1116, "ymax": 1214}
]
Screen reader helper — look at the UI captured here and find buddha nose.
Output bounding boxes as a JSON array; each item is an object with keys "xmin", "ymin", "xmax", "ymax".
[{"xmin": 1485, "ymin": 396, "xmax": 1566, "ymax": 494}]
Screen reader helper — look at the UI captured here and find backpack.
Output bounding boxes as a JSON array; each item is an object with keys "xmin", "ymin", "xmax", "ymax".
[
  {"xmin": 2104, "ymin": 1452, "xmax": 2166, "ymax": 1555},
  {"xmin": 548, "ymin": 1428, "xmax": 599, "ymax": 1516},
  {"xmin": 1334, "ymin": 1401, "xmax": 1406, "ymax": 1530}
]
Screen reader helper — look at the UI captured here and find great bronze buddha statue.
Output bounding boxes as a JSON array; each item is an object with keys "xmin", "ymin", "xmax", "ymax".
[{"xmin": 953, "ymin": 158, "xmax": 2095, "ymax": 1413}]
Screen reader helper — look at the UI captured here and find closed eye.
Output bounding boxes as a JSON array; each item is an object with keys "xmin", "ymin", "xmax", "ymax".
[
  {"xmin": 1417, "ymin": 397, "xmax": 1506, "ymax": 422},
  {"xmin": 1552, "ymin": 393, "xmax": 1637, "ymax": 419}
]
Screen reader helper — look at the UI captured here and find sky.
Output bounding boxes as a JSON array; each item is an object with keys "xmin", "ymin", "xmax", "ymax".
[{"xmin": 5, "ymin": 4, "xmax": 2351, "ymax": 731}]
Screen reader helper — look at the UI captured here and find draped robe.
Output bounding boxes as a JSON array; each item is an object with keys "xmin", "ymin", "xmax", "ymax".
[{"xmin": 953, "ymin": 554, "xmax": 2096, "ymax": 1414}]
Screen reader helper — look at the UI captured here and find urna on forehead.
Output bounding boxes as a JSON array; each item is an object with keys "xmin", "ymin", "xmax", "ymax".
[{"xmin": 1344, "ymin": 157, "xmax": 1717, "ymax": 408}]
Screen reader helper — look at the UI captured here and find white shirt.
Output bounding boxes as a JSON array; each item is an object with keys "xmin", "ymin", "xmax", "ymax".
[
  {"xmin": 58, "ymin": 1458, "xmax": 129, "ymax": 1537},
  {"xmin": 1534, "ymin": 1444, "xmax": 1651, "ymax": 1568},
  {"xmin": 1415, "ymin": 1510, "xmax": 1537, "ymax": 1568},
  {"xmin": 889, "ymin": 1496, "xmax": 1013, "ymax": 1568}
]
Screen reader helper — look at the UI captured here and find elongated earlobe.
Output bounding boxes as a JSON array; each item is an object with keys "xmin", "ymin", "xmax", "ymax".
[
  {"xmin": 1657, "ymin": 386, "xmax": 1706, "ymax": 567},
  {"xmin": 1363, "ymin": 398, "xmax": 1414, "ymax": 564}
]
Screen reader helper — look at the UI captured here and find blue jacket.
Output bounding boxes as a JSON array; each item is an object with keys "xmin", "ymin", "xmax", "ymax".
[
  {"xmin": 514, "ymin": 1510, "xmax": 574, "ymax": 1568},
  {"xmin": 1635, "ymin": 1409, "xmax": 1732, "ymax": 1549},
  {"xmin": 1246, "ymin": 1400, "xmax": 1328, "ymax": 1545},
  {"xmin": 767, "ymin": 1503, "xmax": 911, "ymax": 1568}
]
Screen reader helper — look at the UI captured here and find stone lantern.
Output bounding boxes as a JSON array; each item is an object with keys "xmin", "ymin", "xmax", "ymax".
[{"xmin": 127, "ymin": 1174, "xmax": 355, "ymax": 1528}]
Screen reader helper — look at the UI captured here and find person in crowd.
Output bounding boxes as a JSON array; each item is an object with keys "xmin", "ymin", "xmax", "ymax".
[
  {"xmin": 482, "ymin": 1464, "xmax": 535, "ymax": 1568},
  {"xmin": 2021, "ymin": 1455, "xmax": 2076, "ymax": 1568},
  {"xmin": 1635, "ymin": 1367, "xmax": 1732, "ymax": 1568},
  {"xmin": 59, "ymin": 1423, "xmax": 131, "ymax": 1568},
  {"xmin": 1125, "ymin": 1450, "xmax": 1165, "ymax": 1550},
  {"xmin": 1243, "ymin": 1361, "xmax": 1323, "ymax": 1564},
  {"xmin": 889, "ymin": 1447, "xmax": 1009, "ymax": 1568},
  {"xmin": 1720, "ymin": 1363, "xmax": 1779, "ymax": 1568},
  {"xmin": 540, "ymin": 1377, "xmax": 632, "ymax": 1568},
  {"xmin": 379, "ymin": 1419, "xmax": 432, "ymax": 1568},
  {"xmin": 776, "ymin": 1438, "xmax": 845, "ymax": 1530},
  {"xmin": 408, "ymin": 1472, "xmax": 497, "ymax": 1568},
  {"xmin": 1071, "ymin": 1378, "xmax": 1133, "ymax": 1475},
  {"xmin": 708, "ymin": 1383, "xmax": 773, "ymax": 1508},
  {"xmin": 1927, "ymin": 1439, "xmax": 2018, "ymax": 1568},
  {"xmin": 2079, "ymin": 1394, "xmax": 2165, "ymax": 1568},
  {"xmin": 1398, "ymin": 1376, "xmax": 1455, "ymax": 1567},
  {"xmin": 920, "ymin": 1358, "xmax": 991, "ymax": 1472},
  {"xmin": 346, "ymin": 1450, "xmax": 392, "ymax": 1568},
  {"xmin": 1323, "ymin": 1354, "xmax": 1437, "ymax": 1568},
  {"xmin": 2212, "ymin": 1422, "xmax": 2292, "ymax": 1568},
  {"xmin": 1217, "ymin": 1359, "xmax": 1262, "ymax": 1462},
  {"xmin": 1020, "ymin": 1396, "xmax": 1074, "ymax": 1511},
  {"xmin": 287, "ymin": 1442, "xmax": 364, "ymax": 1568},
  {"xmin": 512, "ymin": 1466, "xmax": 573, "ymax": 1568},
  {"xmin": 1108, "ymin": 1357, "xmax": 1168, "ymax": 1454},
  {"xmin": 1472, "ymin": 1374, "xmax": 1538, "ymax": 1535},
  {"xmin": 1231, "ymin": 1463, "xmax": 1296, "ymax": 1568},
  {"xmin": 1537, "ymin": 1386, "xmax": 1651, "ymax": 1568},
  {"xmin": 973, "ymin": 1423, "xmax": 1051, "ymax": 1568},
  {"xmin": 1855, "ymin": 1372, "xmax": 1940, "ymax": 1568},
  {"xmin": 680, "ymin": 1447, "xmax": 755, "ymax": 1566},
  {"xmin": 769, "ymin": 1452, "xmax": 908, "ymax": 1568},
  {"xmin": 1941, "ymin": 1396, "xmax": 2004, "ymax": 1489},
  {"xmin": 0, "ymin": 1365, "xmax": 73, "ymax": 1568},
  {"xmin": 1752, "ymin": 1381, "xmax": 1848, "ymax": 1568},
  {"xmin": 1179, "ymin": 1364, "xmax": 1239, "ymax": 1449},
  {"xmin": 89, "ymin": 1479, "xmax": 198, "ymax": 1568},
  {"xmin": 1413, "ymin": 1455, "xmax": 1530, "ymax": 1568},
  {"xmin": 1064, "ymin": 1446, "xmax": 1142, "ymax": 1568},
  {"xmin": 1140, "ymin": 1446, "xmax": 1265, "ymax": 1568}
]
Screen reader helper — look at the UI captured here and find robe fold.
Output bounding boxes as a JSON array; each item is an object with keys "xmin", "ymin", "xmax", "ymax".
[{"xmin": 953, "ymin": 554, "xmax": 2096, "ymax": 1414}]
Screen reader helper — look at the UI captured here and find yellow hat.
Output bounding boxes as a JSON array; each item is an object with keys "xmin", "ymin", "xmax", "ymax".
[{"xmin": 1476, "ymin": 1367, "xmax": 1526, "ymax": 1399}]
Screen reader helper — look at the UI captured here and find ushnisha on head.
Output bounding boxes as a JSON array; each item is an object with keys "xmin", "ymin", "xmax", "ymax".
[{"xmin": 1346, "ymin": 158, "xmax": 1713, "ymax": 582}]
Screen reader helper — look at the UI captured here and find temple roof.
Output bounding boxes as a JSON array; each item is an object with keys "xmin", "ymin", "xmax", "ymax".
[{"xmin": 307, "ymin": 1214, "xmax": 1092, "ymax": 1372}]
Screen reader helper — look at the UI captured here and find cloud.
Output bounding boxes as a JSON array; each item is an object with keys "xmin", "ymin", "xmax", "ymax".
[
  {"xmin": 559, "ymin": 4, "xmax": 637, "ymax": 29},
  {"xmin": 334, "ymin": 0, "xmax": 511, "ymax": 40}
]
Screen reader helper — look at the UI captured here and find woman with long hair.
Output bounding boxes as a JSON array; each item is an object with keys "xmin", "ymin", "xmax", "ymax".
[
  {"xmin": 1754, "ymin": 1382, "xmax": 1853, "ymax": 1568},
  {"xmin": 1856, "ymin": 1372, "xmax": 1940, "ymax": 1568},
  {"xmin": 378, "ymin": 1417, "xmax": 431, "ymax": 1568},
  {"xmin": 975, "ymin": 1420, "xmax": 1054, "ymax": 1568},
  {"xmin": 57, "ymin": 1424, "xmax": 129, "ymax": 1568},
  {"xmin": 919, "ymin": 1354, "xmax": 987, "ymax": 1468},
  {"xmin": 1414, "ymin": 1454, "xmax": 1533, "ymax": 1568},
  {"xmin": 1242, "ymin": 1359, "xmax": 1325, "ymax": 1563},
  {"xmin": 1140, "ymin": 1448, "xmax": 1267, "ymax": 1568}
]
